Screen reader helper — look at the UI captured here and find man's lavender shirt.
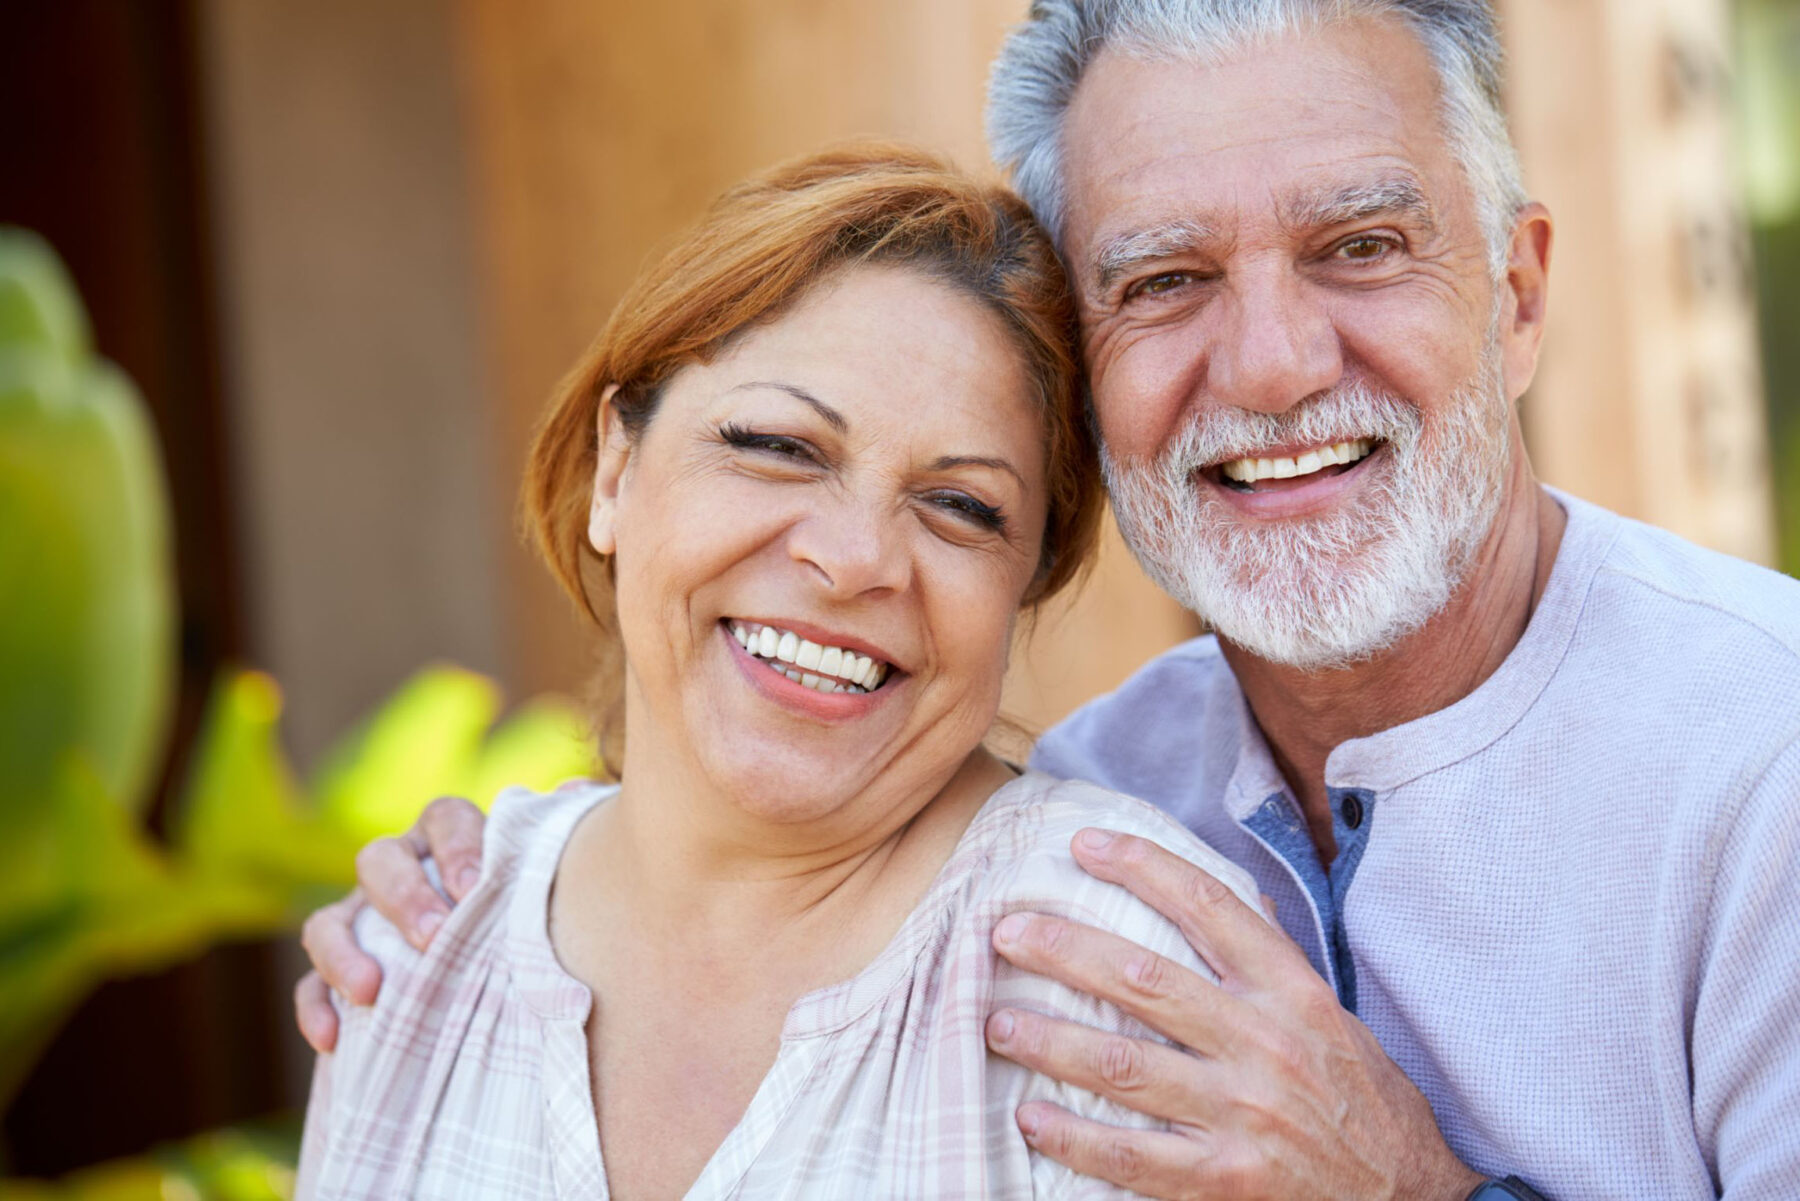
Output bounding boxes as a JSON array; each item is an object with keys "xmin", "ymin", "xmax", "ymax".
[{"xmin": 1029, "ymin": 491, "xmax": 1800, "ymax": 1199}]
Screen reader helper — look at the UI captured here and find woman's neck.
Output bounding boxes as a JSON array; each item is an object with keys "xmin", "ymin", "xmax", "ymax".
[{"xmin": 556, "ymin": 741, "xmax": 1014, "ymax": 986}]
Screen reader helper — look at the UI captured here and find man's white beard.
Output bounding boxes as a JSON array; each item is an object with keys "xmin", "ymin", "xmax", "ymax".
[{"xmin": 1102, "ymin": 346, "xmax": 1512, "ymax": 672}]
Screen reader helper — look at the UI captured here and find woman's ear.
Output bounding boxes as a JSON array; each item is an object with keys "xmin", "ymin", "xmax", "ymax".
[{"xmin": 588, "ymin": 384, "xmax": 631, "ymax": 556}]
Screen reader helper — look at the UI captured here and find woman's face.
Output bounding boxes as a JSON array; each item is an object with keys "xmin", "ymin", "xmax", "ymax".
[{"xmin": 591, "ymin": 263, "xmax": 1050, "ymax": 830}]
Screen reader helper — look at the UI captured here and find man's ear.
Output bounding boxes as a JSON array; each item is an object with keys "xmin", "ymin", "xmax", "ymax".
[
  {"xmin": 1499, "ymin": 202, "xmax": 1554, "ymax": 404},
  {"xmin": 588, "ymin": 384, "xmax": 631, "ymax": 556}
]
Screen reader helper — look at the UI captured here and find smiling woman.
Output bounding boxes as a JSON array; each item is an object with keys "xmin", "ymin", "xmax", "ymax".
[
  {"xmin": 524, "ymin": 146, "xmax": 1101, "ymax": 775},
  {"xmin": 295, "ymin": 144, "xmax": 1263, "ymax": 1200}
]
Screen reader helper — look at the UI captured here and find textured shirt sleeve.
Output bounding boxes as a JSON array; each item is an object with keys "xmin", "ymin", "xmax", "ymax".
[
  {"xmin": 1696, "ymin": 733, "xmax": 1800, "ymax": 1199},
  {"xmin": 981, "ymin": 786, "xmax": 1265, "ymax": 1198},
  {"xmin": 294, "ymin": 896, "xmax": 429, "ymax": 1198}
]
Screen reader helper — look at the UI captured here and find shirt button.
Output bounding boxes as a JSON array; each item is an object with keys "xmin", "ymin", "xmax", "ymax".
[{"xmin": 1340, "ymin": 794, "xmax": 1365, "ymax": 830}]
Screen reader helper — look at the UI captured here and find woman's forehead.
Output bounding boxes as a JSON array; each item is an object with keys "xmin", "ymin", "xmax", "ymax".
[{"xmin": 679, "ymin": 265, "xmax": 1042, "ymax": 445}]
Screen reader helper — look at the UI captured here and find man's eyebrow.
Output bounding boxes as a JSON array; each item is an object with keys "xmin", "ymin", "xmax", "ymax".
[
  {"xmin": 729, "ymin": 381, "xmax": 848, "ymax": 433},
  {"xmin": 1092, "ymin": 219, "xmax": 1215, "ymax": 292},
  {"xmin": 1282, "ymin": 175, "xmax": 1437, "ymax": 234},
  {"xmin": 927, "ymin": 454, "xmax": 1025, "ymax": 487}
]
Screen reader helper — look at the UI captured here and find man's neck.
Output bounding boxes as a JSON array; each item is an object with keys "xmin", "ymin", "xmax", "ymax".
[{"xmin": 1219, "ymin": 445, "xmax": 1566, "ymax": 862}]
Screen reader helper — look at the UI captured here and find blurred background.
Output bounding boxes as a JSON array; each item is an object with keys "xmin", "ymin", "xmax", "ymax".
[{"xmin": 2, "ymin": 0, "xmax": 1795, "ymax": 1195}]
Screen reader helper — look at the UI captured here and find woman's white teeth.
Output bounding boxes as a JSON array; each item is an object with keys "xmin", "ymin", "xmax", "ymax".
[
  {"xmin": 729, "ymin": 622, "xmax": 890, "ymax": 694},
  {"xmin": 1221, "ymin": 439, "xmax": 1373, "ymax": 483}
]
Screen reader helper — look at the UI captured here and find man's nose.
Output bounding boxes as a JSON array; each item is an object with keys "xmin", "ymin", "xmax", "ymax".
[
  {"xmin": 786, "ymin": 495, "xmax": 912, "ymax": 599},
  {"xmin": 1206, "ymin": 267, "xmax": 1342, "ymax": 414}
]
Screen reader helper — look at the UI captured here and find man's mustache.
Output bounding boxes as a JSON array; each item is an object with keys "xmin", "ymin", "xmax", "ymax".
[{"xmin": 1151, "ymin": 384, "xmax": 1423, "ymax": 475}]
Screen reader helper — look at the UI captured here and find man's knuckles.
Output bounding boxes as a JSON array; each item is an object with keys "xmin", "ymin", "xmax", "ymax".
[
  {"xmin": 1094, "ymin": 1033, "xmax": 1150, "ymax": 1093},
  {"xmin": 1179, "ymin": 862, "xmax": 1240, "ymax": 915},
  {"xmin": 1123, "ymin": 949, "xmax": 1175, "ymax": 1000},
  {"xmin": 1026, "ymin": 1111, "xmax": 1154, "ymax": 1191}
]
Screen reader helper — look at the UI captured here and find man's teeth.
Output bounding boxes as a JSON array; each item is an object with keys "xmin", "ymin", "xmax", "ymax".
[
  {"xmin": 1220, "ymin": 439, "xmax": 1374, "ymax": 484},
  {"xmin": 729, "ymin": 622, "xmax": 889, "ymax": 695}
]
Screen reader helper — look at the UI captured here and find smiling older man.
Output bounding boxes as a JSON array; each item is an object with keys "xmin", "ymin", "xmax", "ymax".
[{"xmin": 296, "ymin": 2, "xmax": 1800, "ymax": 1197}]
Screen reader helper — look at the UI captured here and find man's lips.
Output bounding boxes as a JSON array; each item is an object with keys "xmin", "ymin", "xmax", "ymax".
[
  {"xmin": 1212, "ymin": 438, "xmax": 1377, "ymax": 490},
  {"xmin": 1199, "ymin": 440, "xmax": 1388, "ymax": 518}
]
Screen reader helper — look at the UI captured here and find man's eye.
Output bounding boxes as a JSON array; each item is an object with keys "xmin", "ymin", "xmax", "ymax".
[
  {"xmin": 1336, "ymin": 236, "xmax": 1393, "ymax": 262},
  {"xmin": 1127, "ymin": 271, "xmax": 1191, "ymax": 300}
]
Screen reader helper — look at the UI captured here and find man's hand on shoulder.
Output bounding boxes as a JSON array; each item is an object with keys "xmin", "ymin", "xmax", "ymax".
[
  {"xmin": 986, "ymin": 829, "xmax": 1483, "ymax": 1200},
  {"xmin": 293, "ymin": 795, "xmax": 489, "ymax": 1053}
]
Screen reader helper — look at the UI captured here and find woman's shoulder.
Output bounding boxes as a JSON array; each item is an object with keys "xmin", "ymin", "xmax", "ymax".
[
  {"xmin": 345, "ymin": 779, "xmax": 613, "ymax": 987},
  {"xmin": 971, "ymin": 770, "xmax": 1261, "ymax": 920},
  {"xmin": 301, "ymin": 780, "xmax": 612, "ymax": 1194}
]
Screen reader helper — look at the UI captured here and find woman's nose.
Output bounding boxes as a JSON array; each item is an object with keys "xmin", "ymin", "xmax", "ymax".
[
  {"xmin": 786, "ymin": 497, "xmax": 912, "ymax": 598},
  {"xmin": 1205, "ymin": 268, "xmax": 1343, "ymax": 414}
]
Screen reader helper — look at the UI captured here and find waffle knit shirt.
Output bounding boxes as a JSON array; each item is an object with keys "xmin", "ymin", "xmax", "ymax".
[{"xmin": 1031, "ymin": 490, "xmax": 1800, "ymax": 1199}]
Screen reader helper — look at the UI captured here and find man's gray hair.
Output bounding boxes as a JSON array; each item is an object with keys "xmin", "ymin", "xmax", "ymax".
[{"xmin": 986, "ymin": 0, "xmax": 1529, "ymax": 273}]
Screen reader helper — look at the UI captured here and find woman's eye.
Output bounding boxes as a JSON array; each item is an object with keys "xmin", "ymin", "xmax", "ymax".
[
  {"xmin": 720, "ymin": 423, "xmax": 815, "ymax": 462},
  {"xmin": 929, "ymin": 492, "xmax": 1005, "ymax": 531}
]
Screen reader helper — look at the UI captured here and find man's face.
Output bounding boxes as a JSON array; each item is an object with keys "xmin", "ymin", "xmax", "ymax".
[{"xmin": 1060, "ymin": 17, "xmax": 1526, "ymax": 669}]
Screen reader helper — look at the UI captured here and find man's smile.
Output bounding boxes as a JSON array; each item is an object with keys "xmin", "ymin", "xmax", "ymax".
[
  {"xmin": 1196, "ymin": 437, "xmax": 1389, "ymax": 517},
  {"xmin": 1216, "ymin": 438, "xmax": 1377, "ymax": 490}
]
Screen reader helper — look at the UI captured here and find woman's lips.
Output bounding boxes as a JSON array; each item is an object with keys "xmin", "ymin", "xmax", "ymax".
[{"xmin": 720, "ymin": 621, "xmax": 896, "ymax": 718}]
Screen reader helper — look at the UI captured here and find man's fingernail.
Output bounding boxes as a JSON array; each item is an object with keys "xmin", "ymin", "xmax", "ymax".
[
  {"xmin": 990, "ymin": 1011, "xmax": 1016, "ymax": 1043},
  {"xmin": 1077, "ymin": 829, "xmax": 1113, "ymax": 853},
  {"xmin": 994, "ymin": 913, "xmax": 1029, "ymax": 945},
  {"xmin": 457, "ymin": 866, "xmax": 480, "ymax": 894},
  {"xmin": 417, "ymin": 909, "xmax": 444, "ymax": 942},
  {"xmin": 1018, "ymin": 1109, "xmax": 1040, "ymax": 1140}
]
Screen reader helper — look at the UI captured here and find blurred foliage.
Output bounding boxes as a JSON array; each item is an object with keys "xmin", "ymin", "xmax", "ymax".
[
  {"xmin": 0, "ymin": 229, "xmax": 596, "ymax": 1194},
  {"xmin": 0, "ymin": 1120, "xmax": 299, "ymax": 1201},
  {"xmin": 1736, "ymin": 0, "xmax": 1800, "ymax": 573},
  {"xmin": 0, "ymin": 228, "xmax": 175, "ymax": 819}
]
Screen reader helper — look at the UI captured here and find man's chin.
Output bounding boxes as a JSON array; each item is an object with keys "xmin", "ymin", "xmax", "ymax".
[{"xmin": 1162, "ymin": 520, "xmax": 1471, "ymax": 671}]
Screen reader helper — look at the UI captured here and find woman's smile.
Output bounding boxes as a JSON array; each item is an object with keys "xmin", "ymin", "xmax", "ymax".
[
  {"xmin": 726, "ymin": 620, "xmax": 894, "ymax": 695},
  {"xmin": 719, "ymin": 618, "xmax": 901, "ymax": 721}
]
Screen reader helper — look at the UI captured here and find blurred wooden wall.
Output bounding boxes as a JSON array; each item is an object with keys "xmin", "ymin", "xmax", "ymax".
[
  {"xmin": 452, "ymin": 0, "xmax": 1201, "ymax": 733},
  {"xmin": 1504, "ymin": 0, "xmax": 1775, "ymax": 566}
]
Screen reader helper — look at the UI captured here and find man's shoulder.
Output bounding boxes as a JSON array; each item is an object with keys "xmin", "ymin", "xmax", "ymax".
[
  {"xmin": 1570, "ymin": 500, "xmax": 1800, "ymax": 734},
  {"xmin": 1587, "ymin": 498, "xmax": 1800, "ymax": 660},
  {"xmin": 1537, "ymin": 498, "xmax": 1800, "ymax": 793},
  {"xmin": 1029, "ymin": 634, "xmax": 1240, "ymax": 793}
]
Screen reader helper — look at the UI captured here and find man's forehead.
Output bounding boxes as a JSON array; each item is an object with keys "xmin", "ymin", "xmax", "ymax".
[{"xmin": 1058, "ymin": 22, "xmax": 1451, "ymax": 250}]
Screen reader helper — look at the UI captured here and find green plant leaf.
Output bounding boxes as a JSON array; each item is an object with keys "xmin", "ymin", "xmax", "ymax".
[
  {"xmin": 308, "ymin": 665, "xmax": 502, "ymax": 839},
  {"xmin": 0, "ymin": 228, "xmax": 175, "ymax": 818}
]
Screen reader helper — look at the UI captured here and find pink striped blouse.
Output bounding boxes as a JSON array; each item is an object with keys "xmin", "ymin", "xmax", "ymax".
[{"xmin": 297, "ymin": 771, "xmax": 1262, "ymax": 1199}]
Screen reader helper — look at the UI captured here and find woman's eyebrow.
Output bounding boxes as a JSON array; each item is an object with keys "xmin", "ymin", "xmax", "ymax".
[
  {"xmin": 929, "ymin": 454, "xmax": 1025, "ymax": 487},
  {"xmin": 728, "ymin": 380, "xmax": 849, "ymax": 433}
]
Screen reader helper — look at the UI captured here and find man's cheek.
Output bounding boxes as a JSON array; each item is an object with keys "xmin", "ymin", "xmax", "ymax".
[{"xmin": 1090, "ymin": 369, "xmax": 1178, "ymax": 462}]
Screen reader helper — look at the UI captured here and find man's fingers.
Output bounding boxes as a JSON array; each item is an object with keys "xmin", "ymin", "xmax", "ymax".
[
  {"xmin": 1072, "ymin": 830, "xmax": 1307, "ymax": 988},
  {"xmin": 416, "ymin": 795, "xmax": 486, "ymax": 901},
  {"xmin": 355, "ymin": 838, "xmax": 450, "ymax": 950},
  {"xmin": 294, "ymin": 970, "xmax": 340, "ymax": 1054},
  {"xmin": 1014, "ymin": 1101, "xmax": 1214, "ymax": 1200},
  {"xmin": 987, "ymin": 1006, "xmax": 1221, "ymax": 1127},
  {"xmin": 299, "ymin": 889, "xmax": 383, "ymax": 1003},
  {"xmin": 990, "ymin": 912, "xmax": 1246, "ymax": 1055}
]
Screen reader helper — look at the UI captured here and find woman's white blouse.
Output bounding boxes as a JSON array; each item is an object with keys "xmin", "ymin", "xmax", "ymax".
[{"xmin": 297, "ymin": 770, "xmax": 1263, "ymax": 1199}]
